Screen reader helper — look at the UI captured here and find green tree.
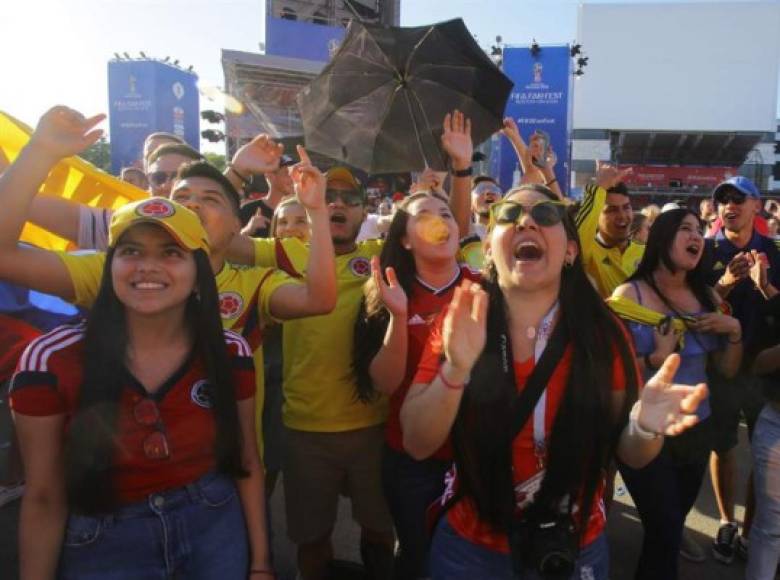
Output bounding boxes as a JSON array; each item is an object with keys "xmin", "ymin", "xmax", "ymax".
[
  {"xmin": 79, "ymin": 136, "xmax": 111, "ymax": 172},
  {"xmin": 204, "ymin": 152, "xmax": 226, "ymax": 171}
]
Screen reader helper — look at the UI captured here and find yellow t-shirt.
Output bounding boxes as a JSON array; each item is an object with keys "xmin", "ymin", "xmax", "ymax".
[
  {"xmin": 55, "ymin": 250, "xmax": 300, "ymax": 455},
  {"xmin": 575, "ymin": 184, "xmax": 645, "ymax": 298},
  {"xmin": 253, "ymin": 237, "xmax": 388, "ymax": 432}
]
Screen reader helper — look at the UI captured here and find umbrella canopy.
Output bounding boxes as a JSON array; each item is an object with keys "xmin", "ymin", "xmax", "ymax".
[{"xmin": 297, "ymin": 18, "xmax": 514, "ymax": 174}]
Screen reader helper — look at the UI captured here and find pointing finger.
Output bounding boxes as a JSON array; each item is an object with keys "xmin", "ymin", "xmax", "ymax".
[{"xmin": 296, "ymin": 145, "xmax": 311, "ymax": 165}]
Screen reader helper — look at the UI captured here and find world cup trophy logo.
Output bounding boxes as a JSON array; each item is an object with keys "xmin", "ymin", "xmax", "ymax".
[{"xmin": 533, "ymin": 62, "xmax": 543, "ymax": 83}]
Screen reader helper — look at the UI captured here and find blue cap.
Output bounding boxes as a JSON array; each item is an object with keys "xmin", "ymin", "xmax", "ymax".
[{"xmin": 712, "ymin": 176, "xmax": 761, "ymax": 200}]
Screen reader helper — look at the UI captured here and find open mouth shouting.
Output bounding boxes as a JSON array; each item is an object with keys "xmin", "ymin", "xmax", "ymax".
[{"xmin": 514, "ymin": 239, "xmax": 544, "ymax": 262}]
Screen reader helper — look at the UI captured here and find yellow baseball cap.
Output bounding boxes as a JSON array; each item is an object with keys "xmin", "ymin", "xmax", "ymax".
[
  {"xmin": 326, "ymin": 166, "xmax": 366, "ymax": 198},
  {"xmin": 108, "ymin": 197, "xmax": 210, "ymax": 255}
]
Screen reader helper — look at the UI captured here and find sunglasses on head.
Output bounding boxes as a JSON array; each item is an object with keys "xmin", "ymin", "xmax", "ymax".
[
  {"xmin": 714, "ymin": 190, "xmax": 747, "ymax": 205},
  {"xmin": 326, "ymin": 189, "xmax": 364, "ymax": 207},
  {"xmin": 148, "ymin": 170, "xmax": 178, "ymax": 187},
  {"xmin": 489, "ymin": 199, "xmax": 568, "ymax": 227}
]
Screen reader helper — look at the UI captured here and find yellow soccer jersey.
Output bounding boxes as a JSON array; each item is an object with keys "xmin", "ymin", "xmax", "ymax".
[
  {"xmin": 253, "ymin": 237, "xmax": 388, "ymax": 432},
  {"xmin": 575, "ymin": 184, "xmax": 645, "ymax": 298},
  {"xmin": 55, "ymin": 250, "xmax": 300, "ymax": 455}
]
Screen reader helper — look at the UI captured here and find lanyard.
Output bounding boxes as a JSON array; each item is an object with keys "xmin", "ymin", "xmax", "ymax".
[{"xmin": 531, "ymin": 302, "xmax": 559, "ymax": 468}]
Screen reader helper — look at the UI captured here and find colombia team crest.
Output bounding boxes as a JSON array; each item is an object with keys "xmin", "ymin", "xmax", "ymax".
[
  {"xmin": 218, "ymin": 292, "xmax": 244, "ymax": 320},
  {"xmin": 348, "ymin": 257, "xmax": 371, "ymax": 277},
  {"xmin": 190, "ymin": 380, "xmax": 214, "ymax": 409},
  {"xmin": 136, "ymin": 199, "xmax": 175, "ymax": 218}
]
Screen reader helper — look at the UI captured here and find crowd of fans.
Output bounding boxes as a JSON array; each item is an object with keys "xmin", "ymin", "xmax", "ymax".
[{"xmin": 0, "ymin": 105, "xmax": 778, "ymax": 580}]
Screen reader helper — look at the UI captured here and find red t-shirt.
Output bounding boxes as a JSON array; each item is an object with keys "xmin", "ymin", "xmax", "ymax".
[
  {"xmin": 385, "ymin": 265, "xmax": 480, "ymax": 461},
  {"xmin": 412, "ymin": 318, "xmax": 632, "ymax": 553},
  {"xmin": 10, "ymin": 323, "xmax": 256, "ymax": 504}
]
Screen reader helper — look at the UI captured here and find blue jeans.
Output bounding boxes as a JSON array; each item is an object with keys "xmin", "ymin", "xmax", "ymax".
[
  {"xmin": 381, "ymin": 444, "xmax": 450, "ymax": 579},
  {"xmin": 58, "ymin": 472, "xmax": 248, "ymax": 579},
  {"xmin": 429, "ymin": 518, "xmax": 609, "ymax": 580},
  {"xmin": 747, "ymin": 404, "xmax": 780, "ymax": 580}
]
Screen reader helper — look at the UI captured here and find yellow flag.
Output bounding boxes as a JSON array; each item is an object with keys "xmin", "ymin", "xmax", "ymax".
[{"xmin": 0, "ymin": 111, "xmax": 147, "ymax": 251}]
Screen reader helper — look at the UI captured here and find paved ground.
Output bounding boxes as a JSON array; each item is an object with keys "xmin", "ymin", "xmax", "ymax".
[{"xmin": 0, "ymin": 423, "xmax": 756, "ymax": 579}]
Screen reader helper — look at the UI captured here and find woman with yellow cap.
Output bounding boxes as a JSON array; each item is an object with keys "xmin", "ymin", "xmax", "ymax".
[{"xmin": 10, "ymin": 197, "xmax": 273, "ymax": 579}]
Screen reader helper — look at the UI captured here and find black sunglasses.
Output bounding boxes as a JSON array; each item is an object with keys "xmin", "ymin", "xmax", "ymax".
[
  {"xmin": 326, "ymin": 189, "xmax": 364, "ymax": 207},
  {"xmin": 148, "ymin": 170, "xmax": 178, "ymax": 186},
  {"xmin": 714, "ymin": 190, "xmax": 746, "ymax": 205},
  {"xmin": 489, "ymin": 200, "xmax": 568, "ymax": 227}
]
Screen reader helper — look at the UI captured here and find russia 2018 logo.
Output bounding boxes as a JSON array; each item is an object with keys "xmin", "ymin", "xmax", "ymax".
[
  {"xmin": 348, "ymin": 257, "xmax": 371, "ymax": 278},
  {"xmin": 218, "ymin": 292, "xmax": 244, "ymax": 319},
  {"xmin": 136, "ymin": 199, "xmax": 175, "ymax": 218}
]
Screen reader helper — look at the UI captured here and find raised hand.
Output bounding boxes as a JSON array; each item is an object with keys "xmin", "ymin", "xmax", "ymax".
[
  {"xmin": 748, "ymin": 250, "xmax": 769, "ymax": 293},
  {"xmin": 289, "ymin": 146, "xmax": 326, "ymax": 211},
  {"xmin": 442, "ymin": 281, "xmax": 488, "ymax": 375},
  {"xmin": 441, "ymin": 110, "xmax": 473, "ymax": 171},
  {"xmin": 371, "ymin": 256, "xmax": 407, "ymax": 316},
  {"xmin": 28, "ymin": 106, "xmax": 105, "ymax": 161},
  {"xmin": 231, "ymin": 133, "xmax": 284, "ymax": 176},
  {"xmin": 595, "ymin": 161, "xmax": 632, "ymax": 190},
  {"xmin": 637, "ymin": 353, "xmax": 708, "ymax": 436},
  {"xmin": 721, "ymin": 252, "xmax": 751, "ymax": 286}
]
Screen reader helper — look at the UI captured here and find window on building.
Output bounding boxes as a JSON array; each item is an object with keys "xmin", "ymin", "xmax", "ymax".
[
  {"xmin": 773, "ymin": 162, "xmax": 780, "ymax": 181},
  {"xmin": 280, "ymin": 7, "xmax": 297, "ymax": 20}
]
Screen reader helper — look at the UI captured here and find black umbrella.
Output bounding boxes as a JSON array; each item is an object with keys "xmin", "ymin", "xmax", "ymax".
[{"xmin": 297, "ymin": 18, "xmax": 514, "ymax": 174}]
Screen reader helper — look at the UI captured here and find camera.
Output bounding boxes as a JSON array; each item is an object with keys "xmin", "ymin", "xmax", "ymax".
[{"xmin": 509, "ymin": 510, "xmax": 578, "ymax": 580}]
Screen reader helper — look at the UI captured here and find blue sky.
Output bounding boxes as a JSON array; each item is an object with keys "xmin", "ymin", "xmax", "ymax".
[{"xmin": 2, "ymin": 0, "xmax": 776, "ymax": 150}]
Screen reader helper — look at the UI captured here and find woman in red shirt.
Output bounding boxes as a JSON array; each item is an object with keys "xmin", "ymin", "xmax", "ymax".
[
  {"xmin": 401, "ymin": 184, "xmax": 709, "ymax": 579},
  {"xmin": 10, "ymin": 192, "xmax": 272, "ymax": 578},
  {"xmin": 354, "ymin": 192, "xmax": 479, "ymax": 578}
]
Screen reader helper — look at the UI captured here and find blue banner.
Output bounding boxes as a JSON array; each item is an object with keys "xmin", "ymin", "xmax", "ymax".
[
  {"xmin": 108, "ymin": 61, "xmax": 199, "ymax": 174},
  {"xmin": 498, "ymin": 46, "xmax": 573, "ymax": 195},
  {"xmin": 265, "ymin": 16, "xmax": 346, "ymax": 62}
]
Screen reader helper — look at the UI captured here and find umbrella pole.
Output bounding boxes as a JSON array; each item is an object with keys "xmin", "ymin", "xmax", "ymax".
[{"xmin": 402, "ymin": 89, "xmax": 432, "ymax": 171}]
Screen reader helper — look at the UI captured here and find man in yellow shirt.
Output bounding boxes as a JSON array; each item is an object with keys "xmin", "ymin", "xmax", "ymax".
[
  {"xmin": 0, "ymin": 106, "xmax": 337, "ymax": 463},
  {"xmin": 575, "ymin": 164, "xmax": 644, "ymax": 298}
]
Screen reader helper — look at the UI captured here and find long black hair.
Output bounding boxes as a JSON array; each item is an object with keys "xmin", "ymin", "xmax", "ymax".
[
  {"xmin": 64, "ymin": 243, "xmax": 247, "ymax": 514},
  {"xmin": 628, "ymin": 208, "xmax": 716, "ymax": 314},
  {"xmin": 452, "ymin": 184, "xmax": 639, "ymax": 538},
  {"xmin": 353, "ymin": 192, "xmax": 450, "ymax": 402}
]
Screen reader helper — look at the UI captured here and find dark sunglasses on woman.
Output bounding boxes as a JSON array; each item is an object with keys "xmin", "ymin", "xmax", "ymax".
[{"xmin": 489, "ymin": 199, "xmax": 569, "ymax": 227}]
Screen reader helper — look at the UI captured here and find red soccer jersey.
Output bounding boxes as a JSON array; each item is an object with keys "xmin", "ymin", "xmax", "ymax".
[
  {"xmin": 10, "ymin": 323, "xmax": 256, "ymax": 504},
  {"xmin": 413, "ymin": 318, "xmax": 632, "ymax": 553},
  {"xmin": 385, "ymin": 265, "xmax": 480, "ymax": 461}
]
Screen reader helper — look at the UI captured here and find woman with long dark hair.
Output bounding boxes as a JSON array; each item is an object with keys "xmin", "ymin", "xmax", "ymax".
[
  {"xmin": 401, "ymin": 184, "xmax": 708, "ymax": 579},
  {"xmin": 610, "ymin": 208, "xmax": 742, "ymax": 580},
  {"xmin": 354, "ymin": 191, "xmax": 479, "ymax": 578},
  {"xmin": 10, "ymin": 198, "xmax": 272, "ymax": 579}
]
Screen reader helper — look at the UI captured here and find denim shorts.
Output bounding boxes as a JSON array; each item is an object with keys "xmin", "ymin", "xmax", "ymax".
[
  {"xmin": 58, "ymin": 472, "xmax": 248, "ymax": 579},
  {"xmin": 429, "ymin": 518, "xmax": 609, "ymax": 580}
]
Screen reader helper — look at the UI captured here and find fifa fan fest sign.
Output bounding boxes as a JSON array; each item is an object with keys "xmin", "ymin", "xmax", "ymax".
[
  {"xmin": 493, "ymin": 45, "xmax": 573, "ymax": 194},
  {"xmin": 108, "ymin": 60, "xmax": 200, "ymax": 174}
]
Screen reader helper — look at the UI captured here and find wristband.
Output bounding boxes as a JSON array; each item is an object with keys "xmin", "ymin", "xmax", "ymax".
[
  {"xmin": 452, "ymin": 166, "xmax": 473, "ymax": 178},
  {"xmin": 438, "ymin": 367, "xmax": 468, "ymax": 390},
  {"xmin": 545, "ymin": 178, "xmax": 558, "ymax": 187},
  {"xmin": 250, "ymin": 570, "xmax": 275, "ymax": 577},
  {"xmin": 727, "ymin": 334, "xmax": 742, "ymax": 344},
  {"xmin": 229, "ymin": 164, "xmax": 250, "ymax": 185},
  {"xmin": 629, "ymin": 402, "xmax": 661, "ymax": 440}
]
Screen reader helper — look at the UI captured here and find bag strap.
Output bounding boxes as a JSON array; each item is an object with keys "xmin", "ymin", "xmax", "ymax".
[{"xmin": 509, "ymin": 320, "xmax": 568, "ymax": 438}]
